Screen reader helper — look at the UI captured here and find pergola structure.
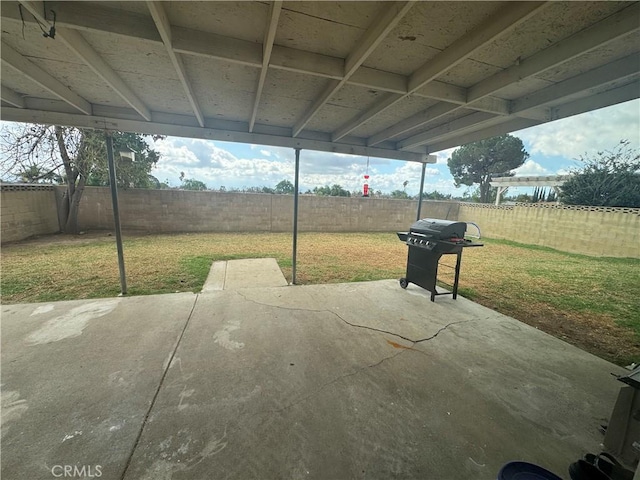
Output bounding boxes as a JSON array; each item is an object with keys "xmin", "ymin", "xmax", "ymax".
[
  {"xmin": 490, "ymin": 174, "xmax": 572, "ymax": 205},
  {"xmin": 1, "ymin": 1, "xmax": 639, "ymax": 288}
]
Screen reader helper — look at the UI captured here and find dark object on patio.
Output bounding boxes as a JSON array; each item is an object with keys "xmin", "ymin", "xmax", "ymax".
[
  {"xmin": 498, "ymin": 461, "xmax": 563, "ymax": 480},
  {"xmin": 604, "ymin": 364, "xmax": 640, "ymax": 470},
  {"xmin": 397, "ymin": 218, "xmax": 482, "ymax": 301},
  {"xmin": 569, "ymin": 459, "xmax": 611, "ymax": 480},
  {"xmin": 569, "ymin": 452, "xmax": 634, "ymax": 480}
]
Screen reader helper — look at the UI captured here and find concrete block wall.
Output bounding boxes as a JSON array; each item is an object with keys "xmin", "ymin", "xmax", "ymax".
[
  {"xmin": 3, "ymin": 186, "xmax": 636, "ymax": 258},
  {"xmin": 0, "ymin": 185, "xmax": 60, "ymax": 243},
  {"xmin": 73, "ymin": 187, "xmax": 274, "ymax": 233},
  {"xmin": 458, "ymin": 203, "xmax": 640, "ymax": 258},
  {"xmin": 73, "ymin": 186, "xmax": 459, "ymax": 233},
  {"xmin": 277, "ymin": 195, "xmax": 458, "ymax": 232}
]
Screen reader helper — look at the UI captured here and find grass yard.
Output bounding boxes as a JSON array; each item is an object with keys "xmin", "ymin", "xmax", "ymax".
[{"xmin": 2, "ymin": 231, "xmax": 639, "ymax": 365}]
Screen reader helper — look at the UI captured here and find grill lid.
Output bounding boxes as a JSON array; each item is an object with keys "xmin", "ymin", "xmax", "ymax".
[{"xmin": 410, "ymin": 218, "xmax": 467, "ymax": 240}]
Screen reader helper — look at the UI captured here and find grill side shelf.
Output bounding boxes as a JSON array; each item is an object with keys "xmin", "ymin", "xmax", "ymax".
[{"xmin": 437, "ymin": 239, "xmax": 484, "ymax": 248}]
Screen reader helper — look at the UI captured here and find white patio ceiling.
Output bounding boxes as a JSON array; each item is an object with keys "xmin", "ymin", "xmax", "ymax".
[{"xmin": 1, "ymin": 1, "xmax": 639, "ymax": 163}]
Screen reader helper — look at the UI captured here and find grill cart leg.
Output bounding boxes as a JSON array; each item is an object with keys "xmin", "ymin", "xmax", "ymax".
[{"xmin": 452, "ymin": 252, "xmax": 462, "ymax": 299}]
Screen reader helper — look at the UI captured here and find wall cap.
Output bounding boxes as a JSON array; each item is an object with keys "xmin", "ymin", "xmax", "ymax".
[
  {"xmin": 460, "ymin": 202, "xmax": 640, "ymax": 215},
  {"xmin": 1, "ymin": 183, "xmax": 55, "ymax": 192}
]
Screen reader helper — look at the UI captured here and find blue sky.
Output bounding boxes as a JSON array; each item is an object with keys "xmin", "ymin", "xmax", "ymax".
[{"xmin": 150, "ymin": 99, "xmax": 640, "ymax": 197}]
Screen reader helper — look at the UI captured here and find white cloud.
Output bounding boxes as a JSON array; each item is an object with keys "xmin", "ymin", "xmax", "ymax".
[
  {"xmin": 511, "ymin": 159, "xmax": 549, "ymax": 176},
  {"xmin": 149, "ymin": 136, "xmax": 454, "ymax": 194},
  {"xmin": 152, "ymin": 138, "xmax": 239, "ymax": 185},
  {"xmin": 515, "ymin": 99, "xmax": 640, "ymax": 159},
  {"xmin": 155, "ymin": 145, "xmax": 200, "ymax": 166}
]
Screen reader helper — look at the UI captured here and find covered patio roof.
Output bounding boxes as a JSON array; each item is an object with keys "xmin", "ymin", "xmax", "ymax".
[{"xmin": 1, "ymin": 1, "xmax": 639, "ymax": 163}]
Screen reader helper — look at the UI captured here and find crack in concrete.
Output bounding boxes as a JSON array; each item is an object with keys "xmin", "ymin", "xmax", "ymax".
[
  {"xmin": 234, "ymin": 291, "xmax": 478, "ymax": 345},
  {"xmin": 233, "ymin": 291, "xmax": 485, "ymax": 417},
  {"xmin": 413, "ymin": 320, "xmax": 474, "ymax": 343},
  {"xmin": 255, "ymin": 318, "xmax": 489, "ymax": 419},
  {"xmin": 330, "ymin": 310, "xmax": 417, "ymax": 343}
]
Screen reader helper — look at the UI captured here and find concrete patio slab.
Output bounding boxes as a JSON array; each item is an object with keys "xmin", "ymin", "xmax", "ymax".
[
  {"xmin": 1, "ymin": 293, "xmax": 197, "ymax": 480},
  {"xmin": 201, "ymin": 258, "xmax": 288, "ymax": 292},
  {"xmin": 1, "ymin": 280, "xmax": 624, "ymax": 480}
]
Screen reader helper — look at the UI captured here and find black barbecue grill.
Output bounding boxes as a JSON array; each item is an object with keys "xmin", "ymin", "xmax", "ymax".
[{"xmin": 397, "ymin": 218, "xmax": 482, "ymax": 301}]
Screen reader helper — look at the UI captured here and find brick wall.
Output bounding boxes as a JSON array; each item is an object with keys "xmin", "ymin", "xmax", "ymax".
[
  {"xmin": 458, "ymin": 203, "xmax": 640, "ymax": 258},
  {"xmin": 0, "ymin": 185, "xmax": 60, "ymax": 243}
]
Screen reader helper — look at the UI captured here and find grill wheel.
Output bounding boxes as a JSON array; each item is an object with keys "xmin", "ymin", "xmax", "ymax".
[{"xmin": 399, "ymin": 278, "xmax": 408, "ymax": 289}]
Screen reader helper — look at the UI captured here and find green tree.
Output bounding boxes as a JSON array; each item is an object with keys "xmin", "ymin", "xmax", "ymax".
[
  {"xmin": 147, "ymin": 176, "xmax": 171, "ymax": 189},
  {"xmin": 18, "ymin": 165, "xmax": 62, "ymax": 184},
  {"xmin": 421, "ymin": 190, "xmax": 452, "ymax": 200},
  {"xmin": 560, "ymin": 140, "xmax": 640, "ymax": 207},
  {"xmin": 331, "ymin": 184, "xmax": 350, "ymax": 197},
  {"xmin": 313, "ymin": 184, "xmax": 350, "ymax": 197},
  {"xmin": 390, "ymin": 190, "xmax": 411, "ymax": 199},
  {"xmin": 512, "ymin": 193, "xmax": 532, "ymax": 203},
  {"xmin": 275, "ymin": 179, "xmax": 294, "ymax": 194},
  {"xmin": 461, "ymin": 186, "xmax": 496, "ymax": 203},
  {"xmin": 180, "ymin": 178, "xmax": 208, "ymax": 191},
  {"xmin": 447, "ymin": 134, "xmax": 529, "ymax": 203},
  {"xmin": 1, "ymin": 124, "xmax": 161, "ymax": 233},
  {"xmin": 84, "ymin": 132, "xmax": 160, "ymax": 188}
]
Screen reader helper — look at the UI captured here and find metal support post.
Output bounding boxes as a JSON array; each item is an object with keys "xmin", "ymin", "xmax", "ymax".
[
  {"xmin": 416, "ymin": 162, "xmax": 426, "ymax": 221},
  {"xmin": 106, "ymin": 133, "xmax": 127, "ymax": 295},
  {"xmin": 291, "ymin": 148, "xmax": 301, "ymax": 285}
]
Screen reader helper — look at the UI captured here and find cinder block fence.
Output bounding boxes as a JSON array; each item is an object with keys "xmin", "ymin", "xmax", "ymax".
[
  {"xmin": 68, "ymin": 187, "xmax": 458, "ymax": 233},
  {"xmin": 1, "ymin": 185, "xmax": 638, "ymax": 259},
  {"xmin": 1, "ymin": 185, "xmax": 59, "ymax": 243}
]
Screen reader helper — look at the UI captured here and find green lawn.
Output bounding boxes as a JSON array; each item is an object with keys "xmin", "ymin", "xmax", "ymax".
[{"xmin": 2, "ymin": 231, "xmax": 638, "ymax": 365}]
